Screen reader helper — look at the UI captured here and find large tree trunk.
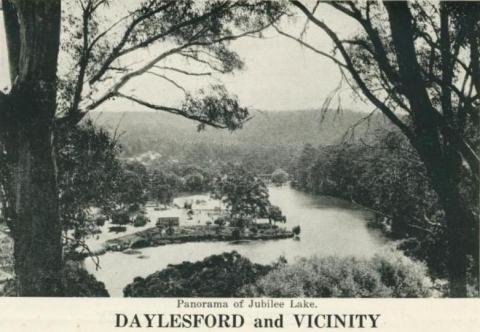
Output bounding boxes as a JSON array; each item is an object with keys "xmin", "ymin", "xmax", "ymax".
[
  {"xmin": 416, "ymin": 140, "xmax": 475, "ymax": 297},
  {"xmin": 2, "ymin": 0, "xmax": 63, "ymax": 296},
  {"xmin": 384, "ymin": 1, "xmax": 477, "ymax": 297},
  {"xmin": 6, "ymin": 111, "xmax": 64, "ymax": 296}
]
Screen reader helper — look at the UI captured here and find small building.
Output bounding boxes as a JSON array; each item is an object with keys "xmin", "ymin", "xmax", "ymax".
[{"xmin": 156, "ymin": 217, "xmax": 180, "ymax": 227}]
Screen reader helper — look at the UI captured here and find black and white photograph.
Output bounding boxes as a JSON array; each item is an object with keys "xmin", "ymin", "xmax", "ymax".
[{"xmin": 0, "ymin": 0, "xmax": 479, "ymax": 303}]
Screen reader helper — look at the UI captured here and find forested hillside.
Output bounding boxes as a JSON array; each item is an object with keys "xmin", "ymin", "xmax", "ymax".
[{"xmin": 92, "ymin": 109, "xmax": 390, "ymax": 173}]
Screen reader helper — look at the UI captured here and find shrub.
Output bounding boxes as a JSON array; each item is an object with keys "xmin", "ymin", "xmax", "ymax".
[
  {"xmin": 166, "ymin": 226, "xmax": 175, "ymax": 236},
  {"xmin": 111, "ymin": 211, "xmax": 130, "ymax": 225},
  {"xmin": 214, "ymin": 217, "xmax": 226, "ymax": 227},
  {"xmin": 133, "ymin": 214, "xmax": 149, "ymax": 227},
  {"xmin": 231, "ymin": 228, "xmax": 241, "ymax": 240},
  {"xmin": 370, "ymin": 252, "xmax": 434, "ymax": 297},
  {"xmin": 123, "ymin": 251, "xmax": 272, "ymax": 297},
  {"xmin": 292, "ymin": 225, "xmax": 301, "ymax": 235},
  {"xmin": 108, "ymin": 226, "xmax": 127, "ymax": 233},
  {"xmin": 94, "ymin": 216, "xmax": 107, "ymax": 227},
  {"xmin": 271, "ymin": 168, "xmax": 289, "ymax": 186},
  {"xmin": 1, "ymin": 262, "xmax": 109, "ymax": 297},
  {"xmin": 240, "ymin": 252, "xmax": 433, "ymax": 298},
  {"xmin": 63, "ymin": 262, "xmax": 110, "ymax": 297}
]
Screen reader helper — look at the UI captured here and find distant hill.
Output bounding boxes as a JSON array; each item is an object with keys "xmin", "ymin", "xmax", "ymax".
[
  {"xmin": 89, "ymin": 109, "xmax": 391, "ymax": 173},
  {"xmin": 92, "ymin": 109, "xmax": 389, "ymax": 153}
]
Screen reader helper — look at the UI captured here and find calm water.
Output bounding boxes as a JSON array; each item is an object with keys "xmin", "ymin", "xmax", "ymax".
[{"xmin": 85, "ymin": 186, "xmax": 389, "ymax": 297}]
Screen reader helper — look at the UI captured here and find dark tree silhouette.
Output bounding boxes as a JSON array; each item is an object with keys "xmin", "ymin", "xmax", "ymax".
[
  {"xmin": 285, "ymin": 0, "xmax": 479, "ymax": 297},
  {"xmin": 0, "ymin": 0, "xmax": 284, "ymax": 296}
]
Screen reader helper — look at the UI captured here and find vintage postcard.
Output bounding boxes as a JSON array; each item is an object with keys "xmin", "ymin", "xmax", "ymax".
[{"xmin": 0, "ymin": 0, "xmax": 479, "ymax": 330}]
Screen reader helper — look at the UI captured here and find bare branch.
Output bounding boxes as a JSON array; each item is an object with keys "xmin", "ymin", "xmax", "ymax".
[
  {"xmin": 87, "ymin": 12, "xmax": 133, "ymax": 53},
  {"xmin": 327, "ymin": 1, "xmax": 403, "ymax": 92},
  {"xmin": 291, "ymin": 0, "xmax": 414, "ymax": 140},
  {"xmin": 299, "ymin": 0, "xmax": 320, "ymax": 40},
  {"xmin": 154, "ymin": 66, "xmax": 212, "ymax": 76},
  {"xmin": 146, "ymin": 72, "xmax": 187, "ymax": 94},
  {"xmin": 88, "ymin": 43, "xmax": 195, "ymax": 112},
  {"xmin": 341, "ymin": 109, "xmax": 377, "ymax": 142},
  {"xmin": 273, "ymin": 25, "xmax": 347, "ymax": 69},
  {"xmin": 88, "ymin": 2, "xmax": 175, "ymax": 85}
]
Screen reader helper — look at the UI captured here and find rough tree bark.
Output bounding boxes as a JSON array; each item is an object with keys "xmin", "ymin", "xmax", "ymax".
[
  {"xmin": 384, "ymin": 1, "xmax": 475, "ymax": 297},
  {"xmin": 1, "ymin": 0, "xmax": 63, "ymax": 296}
]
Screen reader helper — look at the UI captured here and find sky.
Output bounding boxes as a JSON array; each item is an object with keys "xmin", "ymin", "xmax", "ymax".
[{"xmin": 0, "ymin": 3, "xmax": 370, "ymax": 113}]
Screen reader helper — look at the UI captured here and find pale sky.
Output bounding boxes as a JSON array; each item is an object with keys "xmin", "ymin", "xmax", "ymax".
[{"xmin": 0, "ymin": 3, "xmax": 370, "ymax": 112}]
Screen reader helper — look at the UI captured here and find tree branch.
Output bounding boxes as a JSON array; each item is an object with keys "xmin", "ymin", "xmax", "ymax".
[
  {"xmin": 178, "ymin": 51, "xmax": 230, "ymax": 73},
  {"xmin": 116, "ymin": 92, "xmax": 229, "ymax": 129},
  {"xmin": 327, "ymin": 1, "xmax": 403, "ymax": 92},
  {"xmin": 2, "ymin": 0, "xmax": 20, "ymax": 85},
  {"xmin": 86, "ymin": 12, "xmax": 133, "ymax": 54},
  {"xmin": 154, "ymin": 66, "xmax": 212, "ymax": 76},
  {"xmin": 383, "ymin": 1, "xmax": 439, "ymax": 131},
  {"xmin": 439, "ymin": 2, "xmax": 453, "ymax": 121},
  {"xmin": 88, "ymin": 2, "xmax": 175, "ymax": 85},
  {"xmin": 291, "ymin": 0, "xmax": 414, "ymax": 140},
  {"xmin": 273, "ymin": 25, "xmax": 347, "ymax": 69},
  {"xmin": 146, "ymin": 72, "xmax": 187, "ymax": 94},
  {"xmin": 70, "ymin": 1, "xmax": 93, "ymax": 117}
]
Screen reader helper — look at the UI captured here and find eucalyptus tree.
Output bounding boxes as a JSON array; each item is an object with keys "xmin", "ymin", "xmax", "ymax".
[
  {"xmin": 0, "ymin": 0, "xmax": 284, "ymax": 296},
  {"xmin": 284, "ymin": 0, "xmax": 479, "ymax": 296},
  {"xmin": 212, "ymin": 164, "xmax": 271, "ymax": 224}
]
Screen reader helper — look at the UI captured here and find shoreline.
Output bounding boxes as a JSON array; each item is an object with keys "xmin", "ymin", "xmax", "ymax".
[{"xmin": 101, "ymin": 225, "xmax": 295, "ymax": 253}]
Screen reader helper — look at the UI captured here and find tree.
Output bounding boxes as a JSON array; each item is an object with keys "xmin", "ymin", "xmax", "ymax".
[
  {"xmin": 58, "ymin": 120, "xmax": 124, "ymax": 254},
  {"xmin": 117, "ymin": 168, "xmax": 147, "ymax": 211},
  {"xmin": 284, "ymin": 0, "xmax": 479, "ymax": 297},
  {"xmin": 0, "ymin": 0, "xmax": 63, "ymax": 296},
  {"xmin": 0, "ymin": 0, "xmax": 284, "ymax": 295},
  {"xmin": 151, "ymin": 183, "xmax": 174, "ymax": 205},
  {"xmin": 148, "ymin": 170, "xmax": 181, "ymax": 204},
  {"xmin": 292, "ymin": 130, "xmax": 450, "ymax": 278},
  {"xmin": 291, "ymin": 143, "xmax": 317, "ymax": 190},
  {"xmin": 184, "ymin": 172, "xmax": 205, "ymax": 192},
  {"xmin": 212, "ymin": 164, "xmax": 271, "ymax": 224},
  {"xmin": 271, "ymin": 168, "xmax": 289, "ymax": 186},
  {"xmin": 133, "ymin": 212, "xmax": 150, "ymax": 227},
  {"xmin": 267, "ymin": 205, "xmax": 285, "ymax": 224}
]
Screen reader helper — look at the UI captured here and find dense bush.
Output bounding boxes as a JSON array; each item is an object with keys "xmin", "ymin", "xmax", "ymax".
[
  {"xmin": 123, "ymin": 251, "xmax": 272, "ymax": 297},
  {"xmin": 290, "ymin": 129, "xmax": 478, "ymax": 282},
  {"xmin": 271, "ymin": 168, "xmax": 289, "ymax": 185},
  {"xmin": 231, "ymin": 228, "xmax": 241, "ymax": 240},
  {"xmin": 133, "ymin": 214, "xmax": 150, "ymax": 227},
  {"xmin": 214, "ymin": 217, "xmax": 226, "ymax": 227},
  {"xmin": 63, "ymin": 262, "xmax": 110, "ymax": 297},
  {"xmin": 111, "ymin": 211, "xmax": 131, "ymax": 225},
  {"xmin": 292, "ymin": 225, "xmax": 301, "ymax": 236},
  {"xmin": 1, "ymin": 262, "xmax": 109, "ymax": 297},
  {"xmin": 240, "ymin": 252, "xmax": 433, "ymax": 298}
]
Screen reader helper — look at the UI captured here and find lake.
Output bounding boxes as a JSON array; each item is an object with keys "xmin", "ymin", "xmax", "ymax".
[{"xmin": 84, "ymin": 186, "xmax": 390, "ymax": 297}]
